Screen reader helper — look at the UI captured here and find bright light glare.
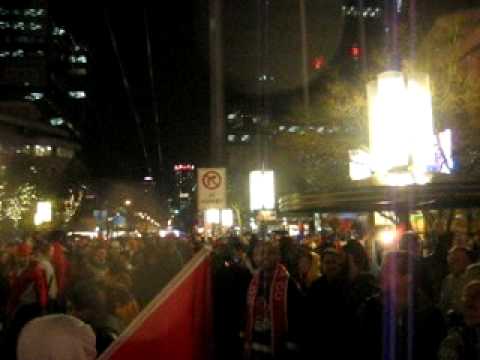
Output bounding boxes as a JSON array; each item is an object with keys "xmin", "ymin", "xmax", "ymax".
[
  {"xmin": 366, "ymin": 71, "xmax": 437, "ymax": 185},
  {"xmin": 34, "ymin": 201, "xmax": 52, "ymax": 226},
  {"xmin": 368, "ymin": 71, "xmax": 409, "ymax": 174},
  {"xmin": 249, "ymin": 170, "xmax": 275, "ymax": 211},
  {"xmin": 205, "ymin": 208, "xmax": 220, "ymax": 224},
  {"xmin": 221, "ymin": 209, "xmax": 233, "ymax": 227},
  {"xmin": 379, "ymin": 229, "xmax": 396, "ymax": 245}
]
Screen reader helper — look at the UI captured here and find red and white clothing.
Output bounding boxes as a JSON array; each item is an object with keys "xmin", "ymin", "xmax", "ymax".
[
  {"xmin": 7, "ymin": 261, "xmax": 48, "ymax": 316},
  {"xmin": 244, "ymin": 264, "xmax": 301, "ymax": 359}
]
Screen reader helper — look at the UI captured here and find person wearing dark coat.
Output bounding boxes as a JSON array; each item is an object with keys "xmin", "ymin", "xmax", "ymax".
[{"xmin": 358, "ymin": 251, "xmax": 446, "ymax": 360}]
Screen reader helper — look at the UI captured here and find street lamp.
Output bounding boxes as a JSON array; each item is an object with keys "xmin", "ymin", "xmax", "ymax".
[{"xmin": 124, "ymin": 199, "xmax": 132, "ymax": 206}]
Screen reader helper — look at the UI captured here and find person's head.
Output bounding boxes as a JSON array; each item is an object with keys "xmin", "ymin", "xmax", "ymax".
[
  {"xmin": 34, "ymin": 240, "xmax": 53, "ymax": 259},
  {"xmin": 462, "ymin": 280, "xmax": 480, "ymax": 327},
  {"xmin": 321, "ymin": 248, "xmax": 343, "ymax": 280},
  {"xmin": 93, "ymin": 246, "xmax": 107, "ymax": 264},
  {"xmin": 67, "ymin": 281, "xmax": 107, "ymax": 323},
  {"xmin": 16, "ymin": 242, "xmax": 33, "ymax": 267},
  {"xmin": 343, "ymin": 240, "xmax": 370, "ymax": 276},
  {"xmin": 17, "ymin": 314, "xmax": 97, "ymax": 360},
  {"xmin": 399, "ymin": 231, "xmax": 420, "ymax": 256},
  {"xmin": 252, "ymin": 242, "xmax": 280, "ymax": 272},
  {"xmin": 298, "ymin": 250, "xmax": 313, "ymax": 278},
  {"xmin": 447, "ymin": 246, "xmax": 472, "ymax": 276}
]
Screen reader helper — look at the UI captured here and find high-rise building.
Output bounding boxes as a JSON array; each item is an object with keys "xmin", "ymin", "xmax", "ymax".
[
  {"xmin": 0, "ymin": 0, "xmax": 88, "ymax": 131},
  {"xmin": 0, "ymin": 1, "xmax": 88, "ymax": 198},
  {"xmin": 171, "ymin": 164, "xmax": 196, "ymax": 231},
  {"xmin": 174, "ymin": 164, "xmax": 196, "ymax": 210}
]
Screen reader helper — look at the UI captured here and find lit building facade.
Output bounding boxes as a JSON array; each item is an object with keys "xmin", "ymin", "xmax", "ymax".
[
  {"xmin": 170, "ymin": 164, "xmax": 196, "ymax": 231},
  {"xmin": 0, "ymin": 0, "xmax": 89, "ymax": 131}
]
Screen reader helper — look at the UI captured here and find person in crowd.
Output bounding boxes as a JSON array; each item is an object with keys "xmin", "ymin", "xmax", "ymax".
[
  {"xmin": 213, "ymin": 238, "xmax": 252, "ymax": 360},
  {"xmin": 155, "ymin": 237, "xmax": 184, "ymax": 289},
  {"xmin": 105, "ymin": 284, "xmax": 140, "ymax": 332},
  {"xmin": 295, "ymin": 249, "xmax": 320, "ymax": 294},
  {"xmin": 67, "ymin": 280, "xmax": 120, "ymax": 355},
  {"xmin": 243, "ymin": 242, "xmax": 302, "ymax": 360},
  {"xmin": 47, "ymin": 230, "xmax": 70, "ymax": 304},
  {"xmin": 87, "ymin": 245, "xmax": 109, "ymax": 281},
  {"xmin": 358, "ymin": 251, "xmax": 445, "ymax": 360},
  {"xmin": 304, "ymin": 247, "xmax": 351, "ymax": 359},
  {"xmin": 399, "ymin": 230, "xmax": 435, "ymax": 301},
  {"xmin": 6, "ymin": 242, "xmax": 49, "ymax": 359},
  {"xmin": 439, "ymin": 246, "xmax": 473, "ymax": 318},
  {"xmin": 438, "ymin": 280, "xmax": 480, "ymax": 359},
  {"xmin": 132, "ymin": 245, "xmax": 161, "ymax": 307},
  {"xmin": 17, "ymin": 314, "xmax": 97, "ymax": 360},
  {"xmin": 105, "ymin": 253, "xmax": 133, "ymax": 290},
  {"xmin": 343, "ymin": 240, "xmax": 379, "ymax": 316},
  {"xmin": 34, "ymin": 241, "xmax": 58, "ymax": 312},
  {"xmin": 424, "ymin": 232, "xmax": 454, "ymax": 303}
]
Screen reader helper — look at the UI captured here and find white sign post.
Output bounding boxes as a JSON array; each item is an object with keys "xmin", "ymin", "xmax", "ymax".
[{"xmin": 197, "ymin": 168, "xmax": 227, "ymax": 211}]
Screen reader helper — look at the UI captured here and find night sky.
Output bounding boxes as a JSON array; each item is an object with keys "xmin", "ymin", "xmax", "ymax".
[{"xmin": 49, "ymin": 1, "xmax": 211, "ymax": 185}]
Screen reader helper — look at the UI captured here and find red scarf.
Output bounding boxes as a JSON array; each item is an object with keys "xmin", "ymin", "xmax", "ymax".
[{"xmin": 244, "ymin": 264, "xmax": 289, "ymax": 359}]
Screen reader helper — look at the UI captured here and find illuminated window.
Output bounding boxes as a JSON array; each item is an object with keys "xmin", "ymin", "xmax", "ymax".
[
  {"xmin": 68, "ymin": 55, "xmax": 87, "ymax": 64},
  {"xmin": 34, "ymin": 145, "xmax": 52, "ymax": 157},
  {"xmin": 68, "ymin": 91, "xmax": 86, "ymax": 99},
  {"xmin": 0, "ymin": 51, "xmax": 9, "ymax": 57},
  {"xmin": 53, "ymin": 27, "xmax": 66, "ymax": 36},
  {"xmin": 50, "ymin": 117, "xmax": 64, "ymax": 126},
  {"xmin": 13, "ymin": 22, "xmax": 25, "ymax": 30},
  {"xmin": 227, "ymin": 134, "xmax": 236, "ymax": 142},
  {"xmin": 0, "ymin": 21, "xmax": 10, "ymax": 29},
  {"xmin": 24, "ymin": 92, "xmax": 44, "ymax": 101},
  {"xmin": 241, "ymin": 134, "xmax": 251, "ymax": 142},
  {"xmin": 0, "ymin": 8, "xmax": 8, "ymax": 16},
  {"xmin": 57, "ymin": 147, "xmax": 74, "ymax": 159},
  {"xmin": 288, "ymin": 126, "xmax": 299, "ymax": 133},
  {"xmin": 278, "ymin": 125, "xmax": 286, "ymax": 131},
  {"xmin": 29, "ymin": 23, "xmax": 42, "ymax": 31},
  {"xmin": 12, "ymin": 49, "xmax": 24, "ymax": 57}
]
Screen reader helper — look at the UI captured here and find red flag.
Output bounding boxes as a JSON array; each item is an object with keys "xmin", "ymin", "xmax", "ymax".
[{"xmin": 98, "ymin": 248, "xmax": 213, "ymax": 360}]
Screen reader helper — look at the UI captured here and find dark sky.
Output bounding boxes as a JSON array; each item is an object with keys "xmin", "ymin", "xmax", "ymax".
[{"xmin": 49, "ymin": 1, "xmax": 211, "ymax": 185}]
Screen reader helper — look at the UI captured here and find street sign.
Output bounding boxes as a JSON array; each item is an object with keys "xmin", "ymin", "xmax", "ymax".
[{"xmin": 197, "ymin": 168, "xmax": 226, "ymax": 211}]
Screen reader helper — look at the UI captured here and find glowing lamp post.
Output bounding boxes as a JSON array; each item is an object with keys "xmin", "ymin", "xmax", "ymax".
[{"xmin": 367, "ymin": 71, "xmax": 435, "ymax": 186}]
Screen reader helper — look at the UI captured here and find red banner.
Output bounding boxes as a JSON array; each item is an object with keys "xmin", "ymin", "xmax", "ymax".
[{"xmin": 98, "ymin": 248, "xmax": 213, "ymax": 360}]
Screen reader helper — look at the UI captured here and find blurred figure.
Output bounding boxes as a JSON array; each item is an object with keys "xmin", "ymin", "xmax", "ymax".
[
  {"xmin": 399, "ymin": 231, "xmax": 435, "ymax": 301},
  {"xmin": 87, "ymin": 245, "xmax": 109, "ymax": 281},
  {"xmin": 68, "ymin": 280, "xmax": 120, "ymax": 355},
  {"xmin": 439, "ymin": 280, "xmax": 480, "ymax": 360},
  {"xmin": 6, "ymin": 242, "xmax": 49, "ymax": 359},
  {"xmin": 304, "ymin": 247, "xmax": 350, "ymax": 359},
  {"xmin": 244, "ymin": 242, "xmax": 302, "ymax": 360},
  {"xmin": 295, "ymin": 249, "xmax": 320, "ymax": 294},
  {"xmin": 34, "ymin": 241, "xmax": 58, "ymax": 311},
  {"xmin": 17, "ymin": 314, "xmax": 96, "ymax": 360},
  {"xmin": 439, "ymin": 246, "xmax": 473, "ymax": 317},
  {"xmin": 358, "ymin": 251, "xmax": 445, "ymax": 360}
]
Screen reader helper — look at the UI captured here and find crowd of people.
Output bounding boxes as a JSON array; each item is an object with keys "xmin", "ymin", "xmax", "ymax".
[
  {"xmin": 0, "ymin": 230, "xmax": 195, "ymax": 360},
  {"xmin": 211, "ymin": 230, "xmax": 480, "ymax": 360},
  {"xmin": 1, "ymin": 227, "xmax": 480, "ymax": 359}
]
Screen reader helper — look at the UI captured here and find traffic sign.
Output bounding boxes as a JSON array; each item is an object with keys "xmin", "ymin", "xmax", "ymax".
[{"xmin": 197, "ymin": 168, "xmax": 226, "ymax": 211}]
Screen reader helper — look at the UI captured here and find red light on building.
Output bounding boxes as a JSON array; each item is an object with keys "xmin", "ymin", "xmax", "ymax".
[
  {"xmin": 174, "ymin": 164, "xmax": 195, "ymax": 172},
  {"xmin": 312, "ymin": 56, "xmax": 326, "ymax": 70},
  {"xmin": 350, "ymin": 44, "xmax": 362, "ymax": 60}
]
